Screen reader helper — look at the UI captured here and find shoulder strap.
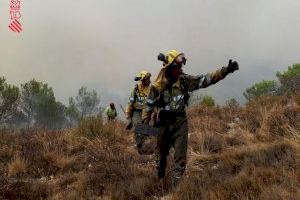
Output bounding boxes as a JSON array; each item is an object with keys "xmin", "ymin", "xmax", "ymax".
[
  {"xmin": 179, "ymin": 76, "xmax": 190, "ymax": 106},
  {"xmin": 153, "ymin": 86, "xmax": 167, "ymax": 108},
  {"xmin": 133, "ymin": 84, "xmax": 139, "ymax": 102}
]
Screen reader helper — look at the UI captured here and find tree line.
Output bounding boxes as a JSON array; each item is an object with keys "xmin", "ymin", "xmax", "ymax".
[
  {"xmin": 1, "ymin": 63, "xmax": 299, "ymax": 129},
  {"xmin": 190, "ymin": 63, "xmax": 299, "ymax": 106},
  {"xmin": 0, "ymin": 79, "xmax": 100, "ymax": 129},
  {"xmin": 243, "ymin": 63, "xmax": 300, "ymax": 101}
]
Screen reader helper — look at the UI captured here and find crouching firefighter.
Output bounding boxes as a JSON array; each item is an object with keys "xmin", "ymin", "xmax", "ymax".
[
  {"xmin": 142, "ymin": 50, "xmax": 239, "ymax": 187},
  {"xmin": 125, "ymin": 71, "xmax": 152, "ymax": 154}
]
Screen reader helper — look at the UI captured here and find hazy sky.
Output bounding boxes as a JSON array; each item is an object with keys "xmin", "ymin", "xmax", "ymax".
[{"xmin": 1, "ymin": 0, "xmax": 300, "ymax": 113}]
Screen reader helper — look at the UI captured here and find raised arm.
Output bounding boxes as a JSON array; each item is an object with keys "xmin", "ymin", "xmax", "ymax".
[{"xmin": 183, "ymin": 60, "xmax": 239, "ymax": 92}]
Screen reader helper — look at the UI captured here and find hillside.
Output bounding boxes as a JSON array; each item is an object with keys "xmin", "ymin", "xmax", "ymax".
[{"xmin": 0, "ymin": 93, "xmax": 299, "ymax": 200}]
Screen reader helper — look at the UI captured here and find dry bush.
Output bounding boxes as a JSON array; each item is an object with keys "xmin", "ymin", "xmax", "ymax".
[
  {"xmin": 239, "ymin": 105, "xmax": 263, "ymax": 134},
  {"xmin": 261, "ymin": 103, "xmax": 300, "ymax": 138},
  {"xmin": 238, "ymin": 95, "xmax": 287, "ymax": 134},
  {"xmin": 259, "ymin": 185, "xmax": 300, "ymax": 200},
  {"xmin": 188, "ymin": 105, "xmax": 230, "ymax": 134},
  {"xmin": 0, "ymin": 129, "xmax": 20, "ymax": 168},
  {"xmin": 82, "ymin": 139, "xmax": 136, "ymax": 195},
  {"xmin": 111, "ymin": 176, "xmax": 165, "ymax": 200},
  {"xmin": 1, "ymin": 180, "xmax": 51, "ymax": 200},
  {"xmin": 19, "ymin": 130, "xmax": 74, "ymax": 177},
  {"xmin": 1, "ymin": 93, "xmax": 300, "ymax": 199},
  {"xmin": 7, "ymin": 152, "xmax": 27, "ymax": 177},
  {"xmin": 174, "ymin": 140, "xmax": 300, "ymax": 200},
  {"xmin": 189, "ymin": 131, "xmax": 225, "ymax": 154},
  {"xmin": 189, "ymin": 127, "xmax": 256, "ymax": 155},
  {"xmin": 74, "ymin": 116, "xmax": 124, "ymax": 142},
  {"xmin": 225, "ymin": 130, "xmax": 256, "ymax": 147},
  {"xmin": 293, "ymin": 91, "xmax": 300, "ymax": 105}
]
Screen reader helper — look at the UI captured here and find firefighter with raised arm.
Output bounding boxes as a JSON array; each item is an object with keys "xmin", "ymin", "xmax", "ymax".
[
  {"xmin": 143, "ymin": 50, "xmax": 239, "ymax": 187},
  {"xmin": 126, "ymin": 71, "xmax": 152, "ymax": 154}
]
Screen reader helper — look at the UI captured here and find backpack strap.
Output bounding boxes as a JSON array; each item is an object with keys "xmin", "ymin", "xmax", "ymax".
[
  {"xmin": 133, "ymin": 84, "xmax": 139, "ymax": 102},
  {"xmin": 179, "ymin": 76, "xmax": 190, "ymax": 106}
]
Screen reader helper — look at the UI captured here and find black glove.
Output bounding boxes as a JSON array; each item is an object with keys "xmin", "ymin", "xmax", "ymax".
[
  {"xmin": 125, "ymin": 121, "xmax": 133, "ymax": 130},
  {"xmin": 125, "ymin": 118, "xmax": 133, "ymax": 130},
  {"xmin": 227, "ymin": 59, "xmax": 239, "ymax": 73}
]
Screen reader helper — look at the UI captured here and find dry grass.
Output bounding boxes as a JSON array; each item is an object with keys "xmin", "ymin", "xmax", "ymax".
[
  {"xmin": 0, "ymin": 93, "xmax": 300, "ymax": 199},
  {"xmin": 7, "ymin": 152, "xmax": 27, "ymax": 177},
  {"xmin": 175, "ymin": 140, "xmax": 300, "ymax": 200}
]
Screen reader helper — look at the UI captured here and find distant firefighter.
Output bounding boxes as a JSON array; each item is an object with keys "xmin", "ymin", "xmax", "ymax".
[
  {"xmin": 143, "ymin": 49, "xmax": 239, "ymax": 187},
  {"xmin": 126, "ymin": 70, "xmax": 152, "ymax": 154},
  {"xmin": 104, "ymin": 102, "xmax": 117, "ymax": 121}
]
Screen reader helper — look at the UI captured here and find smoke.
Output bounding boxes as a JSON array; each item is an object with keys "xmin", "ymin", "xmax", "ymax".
[{"xmin": 0, "ymin": 0, "xmax": 300, "ymax": 108}]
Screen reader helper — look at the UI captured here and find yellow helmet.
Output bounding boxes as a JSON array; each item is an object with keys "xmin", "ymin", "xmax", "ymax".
[
  {"xmin": 134, "ymin": 70, "xmax": 151, "ymax": 81},
  {"xmin": 158, "ymin": 49, "xmax": 184, "ymax": 68}
]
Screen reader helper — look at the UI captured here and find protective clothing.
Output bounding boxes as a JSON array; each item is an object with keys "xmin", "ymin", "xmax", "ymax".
[
  {"xmin": 126, "ymin": 82, "xmax": 151, "ymax": 117},
  {"xmin": 154, "ymin": 49, "xmax": 188, "ymax": 92},
  {"xmin": 143, "ymin": 54, "xmax": 239, "ymax": 185},
  {"xmin": 104, "ymin": 105, "xmax": 117, "ymax": 120},
  {"xmin": 158, "ymin": 50, "xmax": 184, "ymax": 68},
  {"xmin": 126, "ymin": 72, "xmax": 152, "ymax": 154},
  {"xmin": 135, "ymin": 71, "xmax": 151, "ymax": 81}
]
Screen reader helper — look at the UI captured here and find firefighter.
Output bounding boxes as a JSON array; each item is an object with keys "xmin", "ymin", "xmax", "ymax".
[
  {"xmin": 126, "ymin": 71, "xmax": 152, "ymax": 154},
  {"xmin": 104, "ymin": 102, "xmax": 117, "ymax": 121},
  {"xmin": 143, "ymin": 50, "xmax": 239, "ymax": 186}
]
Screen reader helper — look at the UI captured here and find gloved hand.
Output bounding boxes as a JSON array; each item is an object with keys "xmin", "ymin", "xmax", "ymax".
[
  {"xmin": 227, "ymin": 59, "xmax": 239, "ymax": 73},
  {"xmin": 125, "ymin": 117, "xmax": 133, "ymax": 130},
  {"xmin": 126, "ymin": 119, "xmax": 133, "ymax": 130}
]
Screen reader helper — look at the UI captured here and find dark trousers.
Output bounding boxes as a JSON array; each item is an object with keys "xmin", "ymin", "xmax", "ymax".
[{"xmin": 155, "ymin": 120, "xmax": 188, "ymax": 179}]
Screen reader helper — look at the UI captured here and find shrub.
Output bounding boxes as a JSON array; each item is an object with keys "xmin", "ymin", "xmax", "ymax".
[{"xmin": 201, "ymin": 95, "xmax": 215, "ymax": 107}]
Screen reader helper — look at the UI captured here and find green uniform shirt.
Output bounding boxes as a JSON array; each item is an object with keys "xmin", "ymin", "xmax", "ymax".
[
  {"xmin": 105, "ymin": 106, "xmax": 117, "ymax": 120},
  {"xmin": 126, "ymin": 82, "xmax": 151, "ymax": 118},
  {"xmin": 143, "ymin": 67, "xmax": 230, "ymax": 123}
]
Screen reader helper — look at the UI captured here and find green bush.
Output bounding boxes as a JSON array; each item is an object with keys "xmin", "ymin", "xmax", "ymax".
[
  {"xmin": 201, "ymin": 95, "xmax": 215, "ymax": 107},
  {"xmin": 0, "ymin": 77, "xmax": 19, "ymax": 124},
  {"xmin": 276, "ymin": 63, "xmax": 300, "ymax": 94},
  {"xmin": 74, "ymin": 116, "xmax": 119, "ymax": 140},
  {"xmin": 243, "ymin": 80, "xmax": 279, "ymax": 101}
]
